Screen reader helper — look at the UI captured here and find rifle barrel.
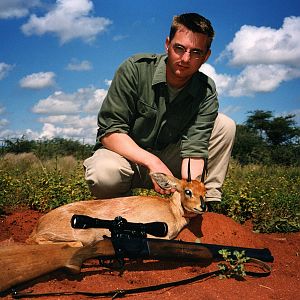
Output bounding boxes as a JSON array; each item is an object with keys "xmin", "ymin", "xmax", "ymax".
[
  {"xmin": 114, "ymin": 237, "xmax": 273, "ymax": 264},
  {"xmin": 148, "ymin": 239, "xmax": 274, "ymax": 262},
  {"xmin": 200, "ymin": 243, "xmax": 274, "ymax": 262},
  {"xmin": 145, "ymin": 239, "xmax": 274, "ymax": 263}
]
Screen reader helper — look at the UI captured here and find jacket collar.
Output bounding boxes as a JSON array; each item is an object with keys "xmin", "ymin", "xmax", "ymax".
[
  {"xmin": 152, "ymin": 54, "xmax": 167, "ymax": 86},
  {"xmin": 152, "ymin": 54, "xmax": 203, "ymax": 99}
]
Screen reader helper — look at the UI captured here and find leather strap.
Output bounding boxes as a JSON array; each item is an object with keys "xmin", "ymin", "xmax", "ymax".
[{"xmin": 245, "ymin": 258, "xmax": 272, "ymax": 277}]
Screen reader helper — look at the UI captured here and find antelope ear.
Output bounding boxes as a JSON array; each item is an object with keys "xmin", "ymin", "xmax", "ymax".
[
  {"xmin": 195, "ymin": 173, "xmax": 207, "ymax": 183},
  {"xmin": 195, "ymin": 175, "xmax": 203, "ymax": 182},
  {"xmin": 150, "ymin": 173, "xmax": 181, "ymax": 191}
]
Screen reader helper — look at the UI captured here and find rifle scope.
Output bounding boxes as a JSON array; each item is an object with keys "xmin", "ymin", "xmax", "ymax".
[{"xmin": 71, "ymin": 214, "xmax": 168, "ymax": 238}]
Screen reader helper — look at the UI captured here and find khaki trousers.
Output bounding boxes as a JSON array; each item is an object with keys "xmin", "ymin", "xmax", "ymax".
[{"xmin": 83, "ymin": 113, "xmax": 236, "ymax": 202}]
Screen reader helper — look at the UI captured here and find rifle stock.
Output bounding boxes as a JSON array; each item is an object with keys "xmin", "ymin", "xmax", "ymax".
[{"xmin": 0, "ymin": 240, "xmax": 115, "ymax": 293}]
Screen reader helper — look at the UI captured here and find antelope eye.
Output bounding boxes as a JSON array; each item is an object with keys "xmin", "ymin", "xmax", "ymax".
[{"xmin": 184, "ymin": 189, "xmax": 192, "ymax": 197}]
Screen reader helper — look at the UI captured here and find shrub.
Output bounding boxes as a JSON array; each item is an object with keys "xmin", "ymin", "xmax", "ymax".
[
  {"xmin": 0, "ymin": 154, "xmax": 92, "ymax": 212},
  {"xmin": 211, "ymin": 161, "xmax": 300, "ymax": 233}
]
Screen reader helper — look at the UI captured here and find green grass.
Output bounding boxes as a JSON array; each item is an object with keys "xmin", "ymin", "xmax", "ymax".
[
  {"xmin": 0, "ymin": 154, "xmax": 299, "ymax": 233},
  {"xmin": 0, "ymin": 153, "xmax": 91, "ymax": 212},
  {"xmin": 210, "ymin": 161, "xmax": 300, "ymax": 233}
]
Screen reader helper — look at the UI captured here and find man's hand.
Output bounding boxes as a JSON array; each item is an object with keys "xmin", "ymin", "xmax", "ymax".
[
  {"xmin": 101, "ymin": 132, "xmax": 176, "ymax": 195},
  {"xmin": 181, "ymin": 157, "xmax": 205, "ymax": 181},
  {"xmin": 146, "ymin": 158, "xmax": 176, "ymax": 195}
]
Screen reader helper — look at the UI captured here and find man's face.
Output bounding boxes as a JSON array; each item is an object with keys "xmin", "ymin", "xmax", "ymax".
[{"xmin": 165, "ymin": 26, "xmax": 211, "ymax": 86}]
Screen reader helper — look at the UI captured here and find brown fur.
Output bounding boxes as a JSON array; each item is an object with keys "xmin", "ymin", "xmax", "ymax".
[{"xmin": 27, "ymin": 173, "xmax": 206, "ymax": 246}]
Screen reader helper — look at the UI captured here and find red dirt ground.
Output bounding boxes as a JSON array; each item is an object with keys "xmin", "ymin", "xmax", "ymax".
[{"xmin": 0, "ymin": 209, "xmax": 299, "ymax": 300}]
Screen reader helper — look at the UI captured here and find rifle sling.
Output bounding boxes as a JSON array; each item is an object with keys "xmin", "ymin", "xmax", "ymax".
[{"xmin": 11, "ymin": 259, "xmax": 271, "ymax": 299}]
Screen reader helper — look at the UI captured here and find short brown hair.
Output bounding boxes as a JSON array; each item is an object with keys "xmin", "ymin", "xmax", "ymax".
[{"xmin": 169, "ymin": 13, "xmax": 215, "ymax": 50}]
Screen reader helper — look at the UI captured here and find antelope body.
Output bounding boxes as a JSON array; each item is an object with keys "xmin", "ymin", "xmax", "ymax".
[{"xmin": 27, "ymin": 172, "xmax": 206, "ymax": 246}]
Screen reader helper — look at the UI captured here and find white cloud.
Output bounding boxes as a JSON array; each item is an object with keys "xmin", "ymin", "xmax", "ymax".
[
  {"xmin": 84, "ymin": 88, "xmax": 107, "ymax": 112},
  {"xmin": 32, "ymin": 91, "xmax": 80, "ymax": 114},
  {"xmin": 27, "ymin": 85, "xmax": 106, "ymax": 142},
  {"xmin": 0, "ymin": 106, "xmax": 8, "ymax": 130},
  {"xmin": 220, "ymin": 105, "xmax": 241, "ymax": 116},
  {"xmin": 113, "ymin": 34, "xmax": 129, "ymax": 42},
  {"xmin": 104, "ymin": 79, "xmax": 112, "ymax": 86},
  {"xmin": 66, "ymin": 59, "xmax": 92, "ymax": 71},
  {"xmin": 0, "ymin": 124, "xmax": 96, "ymax": 143},
  {"xmin": 30, "ymin": 86, "xmax": 107, "ymax": 142},
  {"xmin": 20, "ymin": 71, "xmax": 56, "ymax": 89},
  {"xmin": 220, "ymin": 16, "xmax": 300, "ymax": 67},
  {"xmin": 201, "ymin": 63, "xmax": 300, "ymax": 97},
  {"xmin": 0, "ymin": 118, "xmax": 9, "ymax": 127},
  {"xmin": 206, "ymin": 16, "xmax": 300, "ymax": 97},
  {"xmin": 23, "ymin": 128, "xmax": 40, "ymax": 140},
  {"xmin": 21, "ymin": 0, "xmax": 112, "ymax": 44},
  {"xmin": 38, "ymin": 122, "xmax": 97, "ymax": 143},
  {"xmin": 38, "ymin": 115, "xmax": 96, "ymax": 129},
  {"xmin": 38, "ymin": 115, "xmax": 71, "ymax": 124},
  {"xmin": 0, "ymin": 129, "xmax": 14, "ymax": 139},
  {"xmin": 0, "ymin": 127, "xmax": 38, "ymax": 140},
  {"xmin": 0, "ymin": 62, "xmax": 14, "ymax": 80},
  {"xmin": 200, "ymin": 64, "xmax": 232, "ymax": 95},
  {"xmin": 39, "ymin": 123, "xmax": 84, "ymax": 139},
  {"xmin": 32, "ymin": 86, "xmax": 106, "ymax": 115},
  {"xmin": 227, "ymin": 64, "xmax": 300, "ymax": 97},
  {"xmin": 0, "ymin": 0, "xmax": 41, "ymax": 19}
]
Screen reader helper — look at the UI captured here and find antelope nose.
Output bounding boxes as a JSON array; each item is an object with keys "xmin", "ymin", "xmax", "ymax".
[{"xmin": 200, "ymin": 197, "xmax": 207, "ymax": 211}]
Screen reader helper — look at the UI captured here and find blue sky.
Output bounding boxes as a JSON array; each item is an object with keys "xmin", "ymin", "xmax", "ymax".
[{"xmin": 0, "ymin": 0, "xmax": 299, "ymax": 144}]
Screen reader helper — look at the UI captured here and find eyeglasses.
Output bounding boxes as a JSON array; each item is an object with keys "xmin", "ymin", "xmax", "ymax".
[{"xmin": 172, "ymin": 43, "xmax": 206, "ymax": 60}]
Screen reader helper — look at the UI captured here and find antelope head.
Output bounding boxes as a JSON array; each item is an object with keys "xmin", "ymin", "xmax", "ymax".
[{"xmin": 150, "ymin": 159, "xmax": 207, "ymax": 214}]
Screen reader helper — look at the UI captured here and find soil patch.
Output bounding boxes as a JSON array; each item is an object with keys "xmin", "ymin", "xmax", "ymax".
[{"xmin": 0, "ymin": 210, "xmax": 299, "ymax": 299}]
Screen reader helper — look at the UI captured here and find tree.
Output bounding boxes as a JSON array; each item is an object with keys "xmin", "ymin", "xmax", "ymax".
[
  {"xmin": 232, "ymin": 125, "xmax": 270, "ymax": 165},
  {"xmin": 232, "ymin": 111, "xmax": 300, "ymax": 166},
  {"xmin": 3, "ymin": 137, "xmax": 35, "ymax": 153},
  {"xmin": 266, "ymin": 115, "xmax": 299, "ymax": 145},
  {"xmin": 245, "ymin": 110, "xmax": 299, "ymax": 146},
  {"xmin": 1, "ymin": 137, "xmax": 93, "ymax": 160},
  {"xmin": 245, "ymin": 110, "xmax": 273, "ymax": 138}
]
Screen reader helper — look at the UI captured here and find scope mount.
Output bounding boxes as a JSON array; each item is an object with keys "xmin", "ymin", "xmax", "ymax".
[{"xmin": 71, "ymin": 214, "xmax": 168, "ymax": 267}]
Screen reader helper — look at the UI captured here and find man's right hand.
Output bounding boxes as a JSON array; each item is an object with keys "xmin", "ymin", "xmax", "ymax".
[
  {"xmin": 101, "ymin": 132, "xmax": 176, "ymax": 195},
  {"xmin": 147, "ymin": 158, "xmax": 176, "ymax": 195}
]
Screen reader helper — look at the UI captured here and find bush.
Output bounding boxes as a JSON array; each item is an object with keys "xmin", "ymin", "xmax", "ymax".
[
  {"xmin": 0, "ymin": 153, "xmax": 92, "ymax": 212},
  {"xmin": 232, "ymin": 124, "xmax": 300, "ymax": 166},
  {"xmin": 211, "ymin": 161, "xmax": 300, "ymax": 233},
  {"xmin": 1, "ymin": 137, "xmax": 93, "ymax": 160}
]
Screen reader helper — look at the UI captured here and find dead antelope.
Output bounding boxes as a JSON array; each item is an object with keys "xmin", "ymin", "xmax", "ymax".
[{"xmin": 27, "ymin": 171, "xmax": 206, "ymax": 246}]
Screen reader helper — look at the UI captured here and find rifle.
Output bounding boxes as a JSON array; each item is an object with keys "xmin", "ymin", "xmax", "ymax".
[{"xmin": 0, "ymin": 215, "xmax": 274, "ymax": 294}]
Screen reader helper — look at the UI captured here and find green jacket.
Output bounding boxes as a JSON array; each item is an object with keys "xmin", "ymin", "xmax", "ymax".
[{"xmin": 95, "ymin": 53, "xmax": 218, "ymax": 158}]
